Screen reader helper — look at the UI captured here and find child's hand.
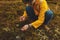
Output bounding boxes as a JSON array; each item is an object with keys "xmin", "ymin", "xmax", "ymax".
[
  {"xmin": 21, "ymin": 25, "xmax": 29, "ymax": 31},
  {"xmin": 19, "ymin": 16, "xmax": 26, "ymax": 21}
]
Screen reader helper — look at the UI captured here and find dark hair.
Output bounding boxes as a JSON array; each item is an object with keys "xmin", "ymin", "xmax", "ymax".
[{"xmin": 22, "ymin": 0, "xmax": 33, "ymax": 4}]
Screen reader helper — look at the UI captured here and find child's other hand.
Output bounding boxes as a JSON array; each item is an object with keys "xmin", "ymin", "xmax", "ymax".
[{"xmin": 19, "ymin": 16, "xmax": 26, "ymax": 21}]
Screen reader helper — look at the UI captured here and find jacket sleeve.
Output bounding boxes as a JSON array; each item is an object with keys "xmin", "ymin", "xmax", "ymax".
[
  {"xmin": 31, "ymin": 0, "xmax": 49, "ymax": 29},
  {"xmin": 23, "ymin": 11, "xmax": 27, "ymax": 17}
]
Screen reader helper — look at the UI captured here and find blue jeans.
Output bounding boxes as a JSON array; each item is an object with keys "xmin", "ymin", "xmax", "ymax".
[{"xmin": 26, "ymin": 6, "xmax": 53, "ymax": 25}]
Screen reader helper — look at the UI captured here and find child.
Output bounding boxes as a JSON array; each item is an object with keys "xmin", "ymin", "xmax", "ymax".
[{"xmin": 20, "ymin": 0, "xmax": 53, "ymax": 31}]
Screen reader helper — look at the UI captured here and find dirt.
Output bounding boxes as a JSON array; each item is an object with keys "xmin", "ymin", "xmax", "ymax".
[{"xmin": 0, "ymin": 0, "xmax": 60, "ymax": 40}]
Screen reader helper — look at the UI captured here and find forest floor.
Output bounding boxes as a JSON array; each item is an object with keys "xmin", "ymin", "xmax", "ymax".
[{"xmin": 0, "ymin": 0, "xmax": 60, "ymax": 40}]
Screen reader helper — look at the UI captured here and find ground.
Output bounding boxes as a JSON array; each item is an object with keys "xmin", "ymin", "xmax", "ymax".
[{"xmin": 0, "ymin": 0, "xmax": 60, "ymax": 40}]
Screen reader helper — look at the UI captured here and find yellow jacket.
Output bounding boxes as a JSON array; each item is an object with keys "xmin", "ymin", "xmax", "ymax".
[{"xmin": 23, "ymin": 0, "xmax": 49, "ymax": 29}]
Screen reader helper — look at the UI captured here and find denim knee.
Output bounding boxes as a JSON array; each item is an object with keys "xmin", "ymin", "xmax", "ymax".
[
  {"xmin": 26, "ymin": 6, "xmax": 38, "ymax": 20},
  {"xmin": 44, "ymin": 10, "xmax": 54, "ymax": 25}
]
